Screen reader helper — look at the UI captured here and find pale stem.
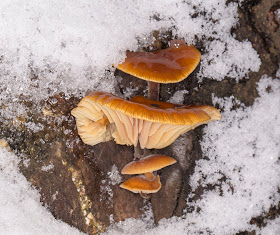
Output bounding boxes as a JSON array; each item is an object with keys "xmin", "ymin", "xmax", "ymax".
[
  {"xmin": 133, "ymin": 142, "xmax": 144, "ymax": 160},
  {"xmin": 139, "ymin": 192, "xmax": 151, "ymax": 199}
]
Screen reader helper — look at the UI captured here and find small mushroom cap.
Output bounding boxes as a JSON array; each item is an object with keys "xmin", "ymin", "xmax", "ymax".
[
  {"xmin": 121, "ymin": 154, "xmax": 177, "ymax": 175},
  {"xmin": 117, "ymin": 39, "xmax": 201, "ymax": 83},
  {"xmin": 120, "ymin": 175, "xmax": 161, "ymax": 194}
]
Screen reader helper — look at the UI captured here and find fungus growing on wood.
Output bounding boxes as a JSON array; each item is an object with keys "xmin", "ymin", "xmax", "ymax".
[
  {"xmin": 71, "ymin": 97, "xmax": 115, "ymax": 146},
  {"xmin": 71, "ymin": 92, "xmax": 221, "ymax": 149},
  {"xmin": 120, "ymin": 175, "xmax": 161, "ymax": 195},
  {"xmin": 121, "ymin": 154, "xmax": 177, "ymax": 181},
  {"xmin": 117, "ymin": 39, "xmax": 201, "ymax": 100}
]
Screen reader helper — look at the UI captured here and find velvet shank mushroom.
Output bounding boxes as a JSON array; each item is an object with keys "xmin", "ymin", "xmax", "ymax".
[
  {"xmin": 71, "ymin": 98, "xmax": 115, "ymax": 146},
  {"xmin": 71, "ymin": 91, "xmax": 221, "ymax": 149},
  {"xmin": 117, "ymin": 39, "xmax": 201, "ymax": 100},
  {"xmin": 121, "ymin": 154, "xmax": 177, "ymax": 181},
  {"xmin": 120, "ymin": 175, "xmax": 161, "ymax": 195}
]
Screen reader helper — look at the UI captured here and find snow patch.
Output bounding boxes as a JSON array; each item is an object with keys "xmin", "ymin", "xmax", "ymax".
[
  {"xmin": 0, "ymin": 147, "xmax": 84, "ymax": 235},
  {"xmin": 168, "ymin": 90, "xmax": 188, "ymax": 104},
  {"xmin": 0, "ymin": 0, "xmax": 260, "ymax": 111},
  {"xmin": 105, "ymin": 75, "xmax": 280, "ymax": 234},
  {"xmin": 41, "ymin": 163, "xmax": 54, "ymax": 172},
  {"xmin": 107, "ymin": 164, "xmax": 122, "ymax": 185}
]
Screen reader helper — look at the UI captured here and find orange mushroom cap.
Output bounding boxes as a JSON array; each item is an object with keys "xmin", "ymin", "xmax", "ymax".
[
  {"xmin": 85, "ymin": 91, "xmax": 210, "ymax": 125},
  {"xmin": 117, "ymin": 39, "xmax": 201, "ymax": 83},
  {"xmin": 120, "ymin": 175, "xmax": 161, "ymax": 194},
  {"xmin": 71, "ymin": 92, "xmax": 221, "ymax": 149},
  {"xmin": 121, "ymin": 154, "xmax": 177, "ymax": 175}
]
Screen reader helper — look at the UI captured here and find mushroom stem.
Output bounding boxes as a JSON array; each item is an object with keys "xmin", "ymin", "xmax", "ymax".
[
  {"xmin": 134, "ymin": 146, "xmax": 153, "ymax": 160},
  {"xmin": 148, "ymin": 81, "xmax": 159, "ymax": 101},
  {"xmin": 133, "ymin": 143, "xmax": 145, "ymax": 160},
  {"xmin": 139, "ymin": 192, "xmax": 151, "ymax": 199}
]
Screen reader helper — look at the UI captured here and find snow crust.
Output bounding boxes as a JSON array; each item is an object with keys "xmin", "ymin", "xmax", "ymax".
[
  {"xmin": 0, "ymin": 147, "xmax": 83, "ymax": 235},
  {"xmin": 0, "ymin": 0, "xmax": 260, "ymax": 108},
  {"xmin": 105, "ymin": 76, "xmax": 280, "ymax": 234}
]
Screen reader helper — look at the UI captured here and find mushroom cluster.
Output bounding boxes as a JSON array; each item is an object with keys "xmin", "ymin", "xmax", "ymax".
[
  {"xmin": 71, "ymin": 91, "xmax": 221, "ymax": 149},
  {"xmin": 120, "ymin": 154, "xmax": 177, "ymax": 198},
  {"xmin": 117, "ymin": 39, "xmax": 201, "ymax": 100},
  {"xmin": 71, "ymin": 39, "xmax": 222, "ymax": 196}
]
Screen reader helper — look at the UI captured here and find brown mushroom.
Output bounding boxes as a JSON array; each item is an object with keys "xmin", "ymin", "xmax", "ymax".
[
  {"xmin": 121, "ymin": 154, "xmax": 177, "ymax": 181},
  {"xmin": 117, "ymin": 39, "xmax": 201, "ymax": 100},
  {"xmin": 71, "ymin": 91, "xmax": 221, "ymax": 149},
  {"xmin": 120, "ymin": 175, "xmax": 161, "ymax": 194}
]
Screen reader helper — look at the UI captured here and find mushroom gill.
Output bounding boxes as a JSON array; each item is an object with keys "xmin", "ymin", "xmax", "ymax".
[{"xmin": 71, "ymin": 91, "xmax": 221, "ymax": 149}]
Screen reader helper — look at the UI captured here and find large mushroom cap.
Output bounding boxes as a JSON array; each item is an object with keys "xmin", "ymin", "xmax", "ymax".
[
  {"xmin": 86, "ymin": 91, "xmax": 210, "ymax": 125},
  {"xmin": 121, "ymin": 154, "xmax": 177, "ymax": 175},
  {"xmin": 117, "ymin": 39, "xmax": 201, "ymax": 83},
  {"xmin": 71, "ymin": 92, "xmax": 221, "ymax": 149},
  {"xmin": 120, "ymin": 175, "xmax": 161, "ymax": 194}
]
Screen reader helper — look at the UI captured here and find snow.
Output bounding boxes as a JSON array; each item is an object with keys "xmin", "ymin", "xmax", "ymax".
[
  {"xmin": 0, "ymin": 147, "xmax": 84, "ymax": 235},
  {"xmin": 104, "ymin": 75, "xmax": 280, "ymax": 235},
  {"xmin": 107, "ymin": 164, "xmax": 122, "ymax": 186},
  {"xmin": 0, "ymin": 0, "xmax": 278, "ymax": 234},
  {"xmin": 259, "ymin": 216, "xmax": 280, "ymax": 235},
  {"xmin": 41, "ymin": 163, "xmax": 54, "ymax": 172},
  {"xmin": 0, "ymin": 0, "xmax": 260, "ymax": 110},
  {"xmin": 168, "ymin": 90, "xmax": 188, "ymax": 104}
]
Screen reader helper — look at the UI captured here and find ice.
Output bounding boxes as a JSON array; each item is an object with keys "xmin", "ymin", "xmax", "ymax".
[{"xmin": 0, "ymin": 147, "xmax": 84, "ymax": 235}]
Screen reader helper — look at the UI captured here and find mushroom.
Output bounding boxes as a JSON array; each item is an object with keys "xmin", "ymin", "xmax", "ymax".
[
  {"xmin": 117, "ymin": 39, "xmax": 201, "ymax": 100},
  {"xmin": 71, "ymin": 96, "xmax": 115, "ymax": 146},
  {"xmin": 120, "ymin": 175, "xmax": 161, "ymax": 198},
  {"xmin": 71, "ymin": 91, "xmax": 221, "ymax": 149},
  {"xmin": 121, "ymin": 154, "xmax": 177, "ymax": 181}
]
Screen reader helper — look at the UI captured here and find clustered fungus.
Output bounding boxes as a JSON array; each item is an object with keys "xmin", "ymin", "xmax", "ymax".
[
  {"xmin": 121, "ymin": 154, "xmax": 177, "ymax": 181},
  {"xmin": 71, "ymin": 92, "xmax": 221, "ymax": 149},
  {"xmin": 120, "ymin": 154, "xmax": 177, "ymax": 197},
  {"xmin": 117, "ymin": 39, "xmax": 201, "ymax": 100},
  {"xmin": 71, "ymin": 39, "xmax": 222, "ymax": 197}
]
